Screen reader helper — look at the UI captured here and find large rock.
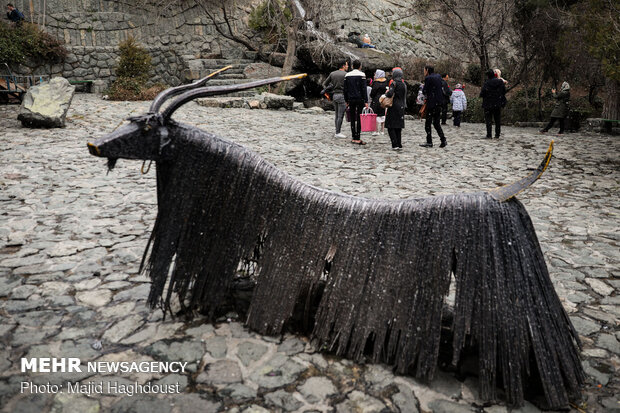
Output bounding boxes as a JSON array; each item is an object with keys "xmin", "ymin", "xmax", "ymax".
[
  {"xmin": 298, "ymin": 40, "xmax": 397, "ymax": 73},
  {"xmin": 18, "ymin": 77, "xmax": 75, "ymax": 128},
  {"xmin": 261, "ymin": 92, "xmax": 295, "ymax": 110},
  {"xmin": 243, "ymin": 62, "xmax": 283, "ymax": 79}
]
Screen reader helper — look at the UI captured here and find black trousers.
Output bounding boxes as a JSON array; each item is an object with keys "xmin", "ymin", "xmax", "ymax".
[
  {"xmin": 348, "ymin": 100, "xmax": 365, "ymax": 140},
  {"xmin": 425, "ymin": 106, "xmax": 446, "ymax": 144},
  {"xmin": 441, "ymin": 103, "xmax": 448, "ymax": 124},
  {"xmin": 388, "ymin": 128, "xmax": 402, "ymax": 148},
  {"xmin": 484, "ymin": 108, "xmax": 502, "ymax": 138},
  {"xmin": 453, "ymin": 111, "xmax": 462, "ymax": 127},
  {"xmin": 542, "ymin": 117, "xmax": 565, "ymax": 134}
]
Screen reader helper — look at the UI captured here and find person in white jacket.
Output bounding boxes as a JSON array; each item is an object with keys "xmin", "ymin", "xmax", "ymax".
[{"xmin": 450, "ymin": 84, "xmax": 467, "ymax": 127}]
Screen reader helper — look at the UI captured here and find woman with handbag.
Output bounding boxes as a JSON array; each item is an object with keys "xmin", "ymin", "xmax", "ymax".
[
  {"xmin": 384, "ymin": 67, "xmax": 407, "ymax": 150},
  {"xmin": 370, "ymin": 70, "xmax": 389, "ymax": 135}
]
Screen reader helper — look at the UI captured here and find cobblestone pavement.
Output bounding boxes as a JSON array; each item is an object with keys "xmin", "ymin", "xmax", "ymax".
[{"xmin": 0, "ymin": 94, "xmax": 618, "ymax": 413}]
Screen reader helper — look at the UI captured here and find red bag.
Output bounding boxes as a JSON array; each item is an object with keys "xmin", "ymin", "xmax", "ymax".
[{"xmin": 360, "ymin": 107, "xmax": 377, "ymax": 132}]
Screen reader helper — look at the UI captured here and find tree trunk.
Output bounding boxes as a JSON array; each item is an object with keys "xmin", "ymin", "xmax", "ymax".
[
  {"xmin": 277, "ymin": 3, "xmax": 301, "ymax": 95},
  {"xmin": 479, "ymin": 54, "xmax": 487, "ymax": 87},
  {"xmin": 602, "ymin": 77, "xmax": 620, "ymax": 120}
]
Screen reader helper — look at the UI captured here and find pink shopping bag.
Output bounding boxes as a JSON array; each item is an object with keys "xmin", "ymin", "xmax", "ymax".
[{"xmin": 360, "ymin": 107, "xmax": 377, "ymax": 132}]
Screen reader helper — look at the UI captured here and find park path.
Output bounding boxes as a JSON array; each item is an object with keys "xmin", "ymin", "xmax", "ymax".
[{"xmin": 0, "ymin": 95, "xmax": 618, "ymax": 412}]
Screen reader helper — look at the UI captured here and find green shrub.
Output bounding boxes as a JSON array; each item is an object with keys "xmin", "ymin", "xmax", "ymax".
[
  {"xmin": 462, "ymin": 97, "xmax": 485, "ymax": 123},
  {"xmin": 399, "ymin": 57, "xmax": 464, "ymax": 82},
  {"xmin": 115, "ymin": 37, "xmax": 151, "ymax": 82},
  {"xmin": 107, "ymin": 38, "xmax": 159, "ymax": 101},
  {"xmin": 465, "ymin": 64, "xmax": 482, "ymax": 86},
  {"xmin": 0, "ymin": 21, "xmax": 67, "ymax": 66}
]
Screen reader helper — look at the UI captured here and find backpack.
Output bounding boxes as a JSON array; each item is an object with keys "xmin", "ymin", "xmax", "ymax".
[{"xmin": 15, "ymin": 8, "xmax": 25, "ymax": 20}]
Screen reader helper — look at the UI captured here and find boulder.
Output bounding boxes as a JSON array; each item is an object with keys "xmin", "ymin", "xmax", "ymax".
[
  {"xmin": 17, "ymin": 77, "xmax": 75, "ymax": 128},
  {"xmin": 243, "ymin": 62, "xmax": 282, "ymax": 80},
  {"xmin": 297, "ymin": 40, "xmax": 397, "ymax": 73},
  {"xmin": 196, "ymin": 97, "xmax": 246, "ymax": 108},
  {"xmin": 261, "ymin": 92, "xmax": 294, "ymax": 110}
]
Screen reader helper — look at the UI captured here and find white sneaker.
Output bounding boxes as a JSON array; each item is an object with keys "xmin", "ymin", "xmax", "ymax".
[
  {"xmin": 334, "ymin": 133, "xmax": 346, "ymax": 138},
  {"xmin": 372, "ymin": 132, "xmax": 379, "ymax": 136}
]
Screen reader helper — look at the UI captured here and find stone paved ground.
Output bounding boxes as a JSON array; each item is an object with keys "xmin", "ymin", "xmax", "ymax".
[{"xmin": 0, "ymin": 94, "xmax": 618, "ymax": 413}]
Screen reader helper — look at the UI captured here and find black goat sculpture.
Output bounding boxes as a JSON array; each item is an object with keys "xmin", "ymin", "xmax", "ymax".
[{"xmin": 88, "ymin": 68, "xmax": 584, "ymax": 408}]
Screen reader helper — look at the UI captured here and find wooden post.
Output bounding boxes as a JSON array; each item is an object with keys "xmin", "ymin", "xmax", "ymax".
[{"xmin": 29, "ymin": 0, "xmax": 34, "ymax": 23}]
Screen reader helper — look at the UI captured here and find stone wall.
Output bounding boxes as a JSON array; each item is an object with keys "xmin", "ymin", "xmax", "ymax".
[
  {"xmin": 8, "ymin": 0, "xmax": 470, "ymax": 89},
  {"xmin": 14, "ymin": 46, "xmax": 186, "ymax": 89},
  {"xmin": 8, "ymin": 0, "xmax": 262, "ymax": 88}
]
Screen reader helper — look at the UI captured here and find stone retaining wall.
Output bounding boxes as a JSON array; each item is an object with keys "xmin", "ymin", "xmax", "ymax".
[
  {"xmin": 12, "ymin": 46, "xmax": 186, "ymax": 90},
  {"xmin": 8, "ymin": 0, "xmax": 472, "ymax": 89}
]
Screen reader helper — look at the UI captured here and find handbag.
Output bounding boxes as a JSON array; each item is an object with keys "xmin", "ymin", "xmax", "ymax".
[
  {"xmin": 379, "ymin": 94, "xmax": 393, "ymax": 108},
  {"xmin": 360, "ymin": 107, "xmax": 377, "ymax": 132},
  {"xmin": 320, "ymin": 85, "xmax": 334, "ymax": 101},
  {"xmin": 419, "ymin": 103, "xmax": 427, "ymax": 119}
]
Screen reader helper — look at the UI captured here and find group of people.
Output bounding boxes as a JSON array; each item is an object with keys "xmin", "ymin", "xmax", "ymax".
[
  {"xmin": 323, "ymin": 61, "xmax": 478, "ymax": 150},
  {"xmin": 323, "ymin": 60, "xmax": 571, "ymax": 149}
]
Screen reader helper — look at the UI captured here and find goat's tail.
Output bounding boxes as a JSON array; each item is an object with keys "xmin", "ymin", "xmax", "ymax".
[{"xmin": 488, "ymin": 140, "xmax": 554, "ymax": 202}]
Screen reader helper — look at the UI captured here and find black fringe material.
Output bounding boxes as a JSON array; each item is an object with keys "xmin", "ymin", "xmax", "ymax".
[{"xmin": 140, "ymin": 123, "xmax": 583, "ymax": 408}]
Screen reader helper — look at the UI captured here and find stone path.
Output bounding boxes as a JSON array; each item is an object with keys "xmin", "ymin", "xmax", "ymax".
[{"xmin": 0, "ymin": 94, "xmax": 618, "ymax": 413}]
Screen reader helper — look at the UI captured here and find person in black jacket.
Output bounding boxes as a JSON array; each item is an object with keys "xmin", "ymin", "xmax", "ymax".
[
  {"xmin": 369, "ymin": 69, "xmax": 389, "ymax": 135},
  {"xmin": 480, "ymin": 69, "xmax": 507, "ymax": 139},
  {"xmin": 440, "ymin": 73, "xmax": 452, "ymax": 125},
  {"xmin": 420, "ymin": 65, "xmax": 447, "ymax": 148},
  {"xmin": 344, "ymin": 60, "xmax": 368, "ymax": 145},
  {"xmin": 6, "ymin": 3, "xmax": 24, "ymax": 25},
  {"xmin": 384, "ymin": 67, "xmax": 407, "ymax": 150}
]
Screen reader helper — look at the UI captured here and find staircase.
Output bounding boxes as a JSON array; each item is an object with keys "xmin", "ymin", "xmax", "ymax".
[{"xmin": 182, "ymin": 57, "xmax": 262, "ymax": 97}]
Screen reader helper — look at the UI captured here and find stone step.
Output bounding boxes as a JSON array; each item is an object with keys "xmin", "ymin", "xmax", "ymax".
[
  {"xmin": 206, "ymin": 79, "xmax": 252, "ymax": 86},
  {"xmin": 218, "ymin": 73, "xmax": 247, "ymax": 80}
]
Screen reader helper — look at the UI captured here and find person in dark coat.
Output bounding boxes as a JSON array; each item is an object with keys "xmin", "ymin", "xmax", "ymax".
[
  {"xmin": 6, "ymin": 3, "xmax": 24, "ymax": 25},
  {"xmin": 384, "ymin": 67, "xmax": 407, "ymax": 150},
  {"xmin": 343, "ymin": 59, "xmax": 369, "ymax": 145},
  {"xmin": 480, "ymin": 69, "xmax": 507, "ymax": 139},
  {"xmin": 440, "ymin": 73, "xmax": 452, "ymax": 125},
  {"xmin": 540, "ymin": 82, "xmax": 570, "ymax": 135},
  {"xmin": 370, "ymin": 69, "xmax": 389, "ymax": 135},
  {"xmin": 420, "ymin": 65, "xmax": 447, "ymax": 148}
]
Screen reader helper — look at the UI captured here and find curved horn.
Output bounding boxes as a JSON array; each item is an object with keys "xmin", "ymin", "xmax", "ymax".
[
  {"xmin": 488, "ymin": 140, "xmax": 554, "ymax": 202},
  {"xmin": 149, "ymin": 65, "xmax": 233, "ymax": 113},
  {"xmin": 161, "ymin": 74, "xmax": 307, "ymax": 123}
]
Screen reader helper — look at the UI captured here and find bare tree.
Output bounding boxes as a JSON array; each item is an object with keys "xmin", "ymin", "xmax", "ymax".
[
  {"xmin": 418, "ymin": 0, "xmax": 513, "ymax": 84},
  {"xmin": 199, "ymin": 0, "xmax": 265, "ymax": 56}
]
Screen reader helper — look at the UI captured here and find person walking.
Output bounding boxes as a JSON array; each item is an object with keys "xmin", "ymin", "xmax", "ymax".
[
  {"xmin": 420, "ymin": 65, "xmax": 447, "ymax": 148},
  {"xmin": 384, "ymin": 67, "xmax": 407, "ymax": 150},
  {"xmin": 370, "ymin": 69, "xmax": 389, "ymax": 135},
  {"xmin": 480, "ymin": 69, "xmax": 507, "ymax": 139},
  {"xmin": 440, "ymin": 73, "xmax": 452, "ymax": 125},
  {"xmin": 344, "ymin": 60, "xmax": 368, "ymax": 145},
  {"xmin": 450, "ymin": 83, "xmax": 467, "ymax": 127},
  {"xmin": 323, "ymin": 60, "xmax": 349, "ymax": 138},
  {"xmin": 540, "ymin": 82, "xmax": 570, "ymax": 135}
]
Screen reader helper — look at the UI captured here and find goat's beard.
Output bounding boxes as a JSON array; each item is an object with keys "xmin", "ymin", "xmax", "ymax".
[{"xmin": 107, "ymin": 157, "xmax": 118, "ymax": 172}]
